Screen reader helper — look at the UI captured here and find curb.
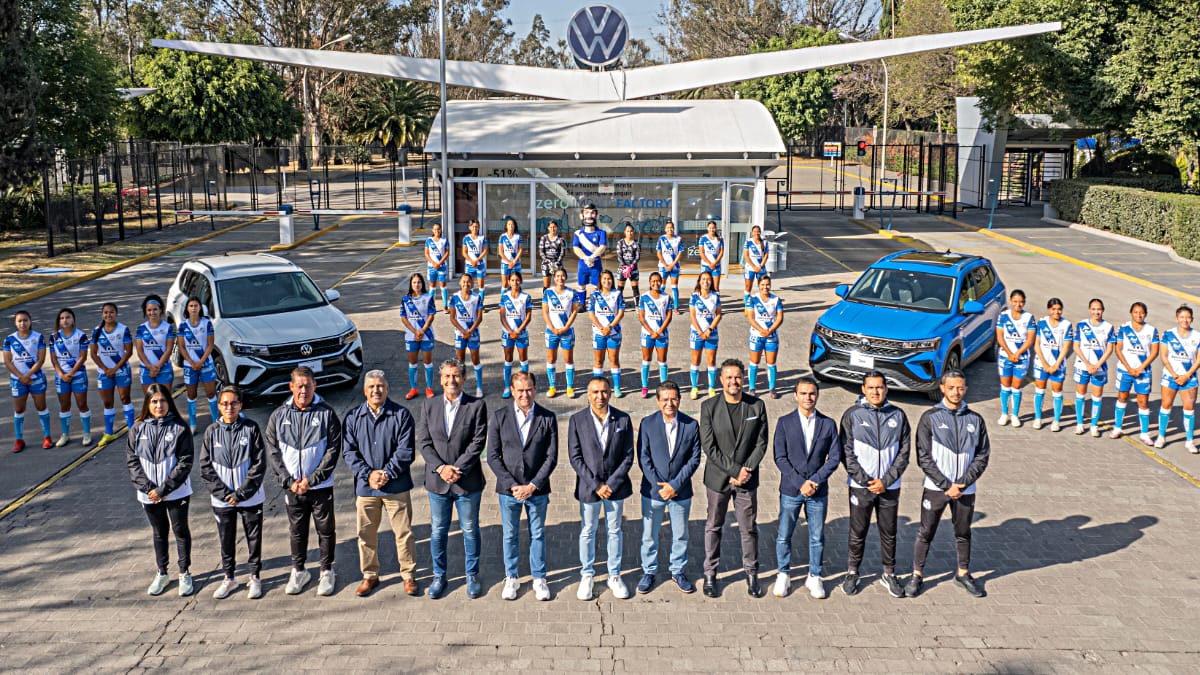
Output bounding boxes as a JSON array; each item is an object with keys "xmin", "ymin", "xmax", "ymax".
[
  {"xmin": 1039, "ymin": 217, "xmax": 1200, "ymax": 271},
  {"xmin": 0, "ymin": 217, "xmax": 267, "ymax": 312},
  {"xmin": 934, "ymin": 215, "xmax": 1200, "ymax": 305},
  {"xmin": 847, "ymin": 218, "xmax": 934, "ymax": 250}
]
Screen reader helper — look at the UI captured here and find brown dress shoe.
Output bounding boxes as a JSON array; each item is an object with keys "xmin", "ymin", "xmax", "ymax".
[
  {"xmin": 355, "ymin": 577, "xmax": 380, "ymax": 597},
  {"xmin": 403, "ymin": 577, "xmax": 420, "ymax": 596}
]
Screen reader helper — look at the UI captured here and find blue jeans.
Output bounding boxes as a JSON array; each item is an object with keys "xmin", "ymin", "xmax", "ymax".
[
  {"xmin": 499, "ymin": 493, "xmax": 549, "ymax": 579},
  {"xmin": 428, "ymin": 490, "xmax": 482, "ymax": 578},
  {"xmin": 775, "ymin": 492, "xmax": 827, "ymax": 577},
  {"xmin": 640, "ymin": 496, "xmax": 691, "ymax": 576},
  {"xmin": 579, "ymin": 499, "xmax": 624, "ymax": 577}
]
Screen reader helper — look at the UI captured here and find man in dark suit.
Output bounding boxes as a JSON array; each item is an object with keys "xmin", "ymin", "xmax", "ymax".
[
  {"xmin": 568, "ymin": 376, "xmax": 635, "ymax": 601},
  {"xmin": 700, "ymin": 358, "xmax": 770, "ymax": 598},
  {"xmin": 772, "ymin": 377, "xmax": 841, "ymax": 599},
  {"xmin": 486, "ymin": 371, "xmax": 558, "ymax": 602},
  {"xmin": 416, "ymin": 358, "xmax": 488, "ymax": 600},
  {"xmin": 636, "ymin": 380, "xmax": 701, "ymax": 595}
]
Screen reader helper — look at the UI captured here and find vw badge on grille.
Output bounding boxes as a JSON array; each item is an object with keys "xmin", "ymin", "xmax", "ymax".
[
  {"xmin": 860, "ymin": 338, "xmax": 870, "ymax": 348},
  {"xmin": 300, "ymin": 344, "xmax": 313, "ymax": 357},
  {"xmin": 567, "ymin": 5, "xmax": 628, "ymax": 69}
]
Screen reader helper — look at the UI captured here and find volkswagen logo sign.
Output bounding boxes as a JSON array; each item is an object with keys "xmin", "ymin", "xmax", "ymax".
[
  {"xmin": 860, "ymin": 338, "xmax": 871, "ymax": 348},
  {"xmin": 300, "ymin": 344, "xmax": 313, "ymax": 357},
  {"xmin": 567, "ymin": 5, "xmax": 628, "ymax": 70}
]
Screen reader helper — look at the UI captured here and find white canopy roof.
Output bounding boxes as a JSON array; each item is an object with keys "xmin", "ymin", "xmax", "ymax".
[{"xmin": 423, "ymin": 99, "xmax": 785, "ymax": 163}]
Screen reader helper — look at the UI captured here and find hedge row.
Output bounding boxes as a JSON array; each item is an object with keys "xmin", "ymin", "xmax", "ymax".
[{"xmin": 1048, "ymin": 179, "xmax": 1200, "ymax": 263}]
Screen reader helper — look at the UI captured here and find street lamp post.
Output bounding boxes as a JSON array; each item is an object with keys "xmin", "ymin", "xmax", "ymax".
[
  {"xmin": 438, "ymin": 0, "xmax": 449, "ymax": 224},
  {"xmin": 302, "ymin": 34, "xmax": 351, "ymax": 168}
]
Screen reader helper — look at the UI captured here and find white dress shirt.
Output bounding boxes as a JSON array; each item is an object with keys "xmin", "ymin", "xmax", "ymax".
[
  {"xmin": 663, "ymin": 415, "xmax": 678, "ymax": 459},
  {"xmin": 798, "ymin": 409, "xmax": 817, "ymax": 457},
  {"xmin": 591, "ymin": 408, "xmax": 610, "ymax": 451},
  {"xmin": 443, "ymin": 393, "xmax": 462, "ymax": 437},
  {"xmin": 514, "ymin": 403, "xmax": 533, "ymax": 446}
]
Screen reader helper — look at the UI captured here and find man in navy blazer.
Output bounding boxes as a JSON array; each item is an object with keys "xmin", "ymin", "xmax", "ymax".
[
  {"xmin": 486, "ymin": 371, "xmax": 558, "ymax": 601},
  {"xmin": 636, "ymin": 381, "xmax": 701, "ymax": 594},
  {"xmin": 416, "ymin": 358, "xmax": 488, "ymax": 600},
  {"xmin": 567, "ymin": 376, "xmax": 635, "ymax": 601},
  {"xmin": 773, "ymin": 377, "xmax": 842, "ymax": 599}
]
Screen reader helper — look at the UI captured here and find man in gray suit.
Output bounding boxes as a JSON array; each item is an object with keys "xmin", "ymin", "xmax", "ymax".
[
  {"xmin": 416, "ymin": 358, "xmax": 488, "ymax": 600},
  {"xmin": 700, "ymin": 358, "xmax": 770, "ymax": 598}
]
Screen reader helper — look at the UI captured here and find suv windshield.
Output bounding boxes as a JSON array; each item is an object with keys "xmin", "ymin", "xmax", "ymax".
[
  {"xmin": 216, "ymin": 272, "xmax": 327, "ymax": 318},
  {"xmin": 846, "ymin": 267, "xmax": 956, "ymax": 313}
]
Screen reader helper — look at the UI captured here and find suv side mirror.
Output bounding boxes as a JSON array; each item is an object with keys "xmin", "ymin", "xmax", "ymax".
[
  {"xmin": 325, "ymin": 289, "xmax": 341, "ymax": 303},
  {"xmin": 835, "ymin": 284, "xmax": 849, "ymax": 298},
  {"xmin": 963, "ymin": 300, "xmax": 984, "ymax": 315}
]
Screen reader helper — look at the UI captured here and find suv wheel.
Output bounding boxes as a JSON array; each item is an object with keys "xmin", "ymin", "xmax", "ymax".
[
  {"xmin": 213, "ymin": 351, "xmax": 230, "ymax": 387},
  {"xmin": 929, "ymin": 349, "xmax": 961, "ymax": 401}
]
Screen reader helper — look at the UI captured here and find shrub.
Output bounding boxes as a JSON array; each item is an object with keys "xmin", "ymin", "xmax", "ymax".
[{"xmin": 1049, "ymin": 179, "xmax": 1200, "ymax": 263}]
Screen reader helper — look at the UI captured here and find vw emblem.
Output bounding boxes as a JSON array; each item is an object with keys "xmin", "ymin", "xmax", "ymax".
[
  {"xmin": 567, "ymin": 5, "xmax": 628, "ymax": 69},
  {"xmin": 300, "ymin": 344, "xmax": 313, "ymax": 357},
  {"xmin": 860, "ymin": 338, "xmax": 870, "ymax": 348}
]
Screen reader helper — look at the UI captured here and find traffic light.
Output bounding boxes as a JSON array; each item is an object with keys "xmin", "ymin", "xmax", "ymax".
[{"xmin": 856, "ymin": 140, "xmax": 868, "ymax": 157}]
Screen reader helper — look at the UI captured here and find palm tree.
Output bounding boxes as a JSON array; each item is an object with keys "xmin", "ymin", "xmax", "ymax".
[{"xmin": 346, "ymin": 80, "xmax": 439, "ymax": 158}]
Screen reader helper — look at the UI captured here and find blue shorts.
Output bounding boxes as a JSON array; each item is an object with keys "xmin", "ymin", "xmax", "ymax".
[
  {"xmin": 183, "ymin": 359, "xmax": 218, "ymax": 386},
  {"xmin": 454, "ymin": 332, "xmax": 480, "ymax": 351},
  {"xmin": 577, "ymin": 264, "xmax": 601, "ymax": 288},
  {"xmin": 701, "ymin": 264, "xmax": 722, "ymax": 279},
  {"xmin": 9, "ymin": 371, "xmax": 48, "ymax": 398},
  {"xmin": 97, "ymin": 365, "xmax": 132, "ymax": 391},
  {"xmin": 500, "ymin": 263, "xmax": 521, "ymax": 279},
  {"xmin": 1161, "ymin": 372, "xmax": 1199, "ymax": 391},
  {"xmin": 592, "ymin": 332, "xmax": 622, "ymax": 351},
  {"xmin": 406, "ymin": 336, "xmax": 435, "ymax": 353},
  {"xmin": 1032, "ymin": 364, "xmax": 1067, "ymax": 384},
  {"xmin": 55, "ymin": 370, "xmax": 89, "ymax": 395},
  {"xmin": 1073, "ymin": 367, "xmax": 1108, "ymax": 388},
  {"xmin": 658, "ymin": 266, "xmax": 680, "ymax": 280},
  {"xmin": 640, "ymin": 332, "xmax": 669, "ymax": 350},
  {"xmin": 140, "ymin": 364, "xmax": 174, "ymax": 386},
  {"xmin": 501, "ymin": 331, "xmax": 529, "ymax": 350},
  {"xmin": 748, "ymin": 333, "xmax": 779, "ymax": 354},
  {"xmin": 466, "ymin": 264, "xmax": 486, "ymax": 280},
  {"xmin": 427, "ymin": 265, "xmax": 448, "ymax": 284},
  {"xmin": 545, "ymin": 329, "xmax": 576, "ymax": 351},
  {"xmin": 1115, "ymin": 369, "xmax": 1153, "ymax": 395},
  {"xmin": 744, "ymin": 268, "xmax": 766, "ymax": 282},
  {"xmin": 998, "ymin": 355, "xmax": 1032, "ymax": 379},
  {"xmin": 689, "ymin": 331, "xmax": 719, "ymax": 352}
]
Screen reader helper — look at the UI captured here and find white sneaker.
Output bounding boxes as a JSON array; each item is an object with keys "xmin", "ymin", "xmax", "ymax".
[
  {"xmin": 1032, "ymin": 419, "xmax": 1043, "ymax": 430},
  {"xmin": 1074, "ymin": 424, "xmax": 1086, "ymax": 435},
  {"xmin": 81, "ymin": 434, "xmax": 92, "ymax": 447},
  {"xmin": 607, "ymin": 575, "xmax": 630, "ymax": 600},
  {"xmin": 286, "ymin": 568, "xmax": 312, "ymax": 595},
  {"xmin": 1154, "ymin": 435, "xmax": 1166, "ymax": 449},
  {"xmin": 1109, "ymin": 428, "xmax": 1123, "ymax": 439},
  {"xmin": 772, "ymin": 572, "xmax": 790, "ymax": 598},
  {"xmin": 806, "ymin": 575, "xmax": 827, "ymax": 600},
  {"xmin": 317, "ymin": 569, "xmax": 336, "ymax": 596},
  {"xmin": 1090, "ymin": 426, "xmax": 1101, "ymax": 438},
  {"xmin": 1139, "ymin": 433, "xmax": 1154, "ymax": 447},
  {"xmin": 178, "ymin": 572, "xmax": 194, "ymax": 597},
  {"xmin": 55, "ymin": 434, "xmax": 70, "ymax": 447},
  {"xmin": 212, "ymin": 577, "xmax": 238, "ymax": 600},
  {"xmin": 475, "ymin": 386, "xmax": 484, "ymax": 398},
  {"xmin": 533, "ymin": 578, "xmax": 551, "ymax": 601},
  {"xmin": 1011, "ymin": 416, "xmax": 1022, "ymax": 428},
  {"xmin": 147, "ymin": 573, "xmax": 169, "ymax": 596},
  {"xmin": 502, "ymin": 576, "xmax": 520, "ymax": 600},
  {"xmin": 1051, "ymin": 422, "xmax": 1062, "ymax": 432},
  {"xmin": 247, "ymin": 576, "xmax": 263, "ymax": 599},
  {"xmin": 1187, "ymin": 442, "xmax": 1199, "ymax": 455},
  {"xmin": 996, "ymin": 414, "xmax": 1009, "ymax": 427},
  {"xmin": 577, "ymin": 574, "xmax": 595, "ymax": 601}
]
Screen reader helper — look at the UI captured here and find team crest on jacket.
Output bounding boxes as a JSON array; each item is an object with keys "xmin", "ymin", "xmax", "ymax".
[
  {"xmin": 165, "ymin": 433, "xmax": 175, "ymax": 442},
  {"xmin": 850, "ymin": 494, "xmax": 859, "ymax": 506},
  {"xmin": 967, "ymin": 424, "xmax": 976, "ymax": 432},
  {"xmin": 922, "ymin": 499, "xmax": 932, "ymax": 510},
  {"xmin": 887, "ymin": 418, "xmax": 897, "ymax": 428}
]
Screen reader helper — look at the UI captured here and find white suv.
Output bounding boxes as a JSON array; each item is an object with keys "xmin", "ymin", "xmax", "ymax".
[{"xmin": 165, "ymin": 253, "xmax": 363, "ymax": 398}]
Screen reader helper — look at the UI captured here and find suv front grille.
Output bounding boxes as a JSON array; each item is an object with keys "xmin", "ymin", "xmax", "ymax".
[
  {"xmin": 822, "ymin": 328, "xmax": 910, "ymax": 358},
  {"xmin": 266, "ymin": 336, "xmax": 344, "ymax": 361}
]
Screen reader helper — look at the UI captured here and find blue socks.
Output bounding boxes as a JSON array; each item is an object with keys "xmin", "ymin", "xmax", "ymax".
[
  {"xmin": 478, "ymin": 288, "xmax": 485, "ymax": 307},
  {"xmin": 1011, "ymin": 388, "xmax": 1023, "ymax": 417},
  {"xmin": 767, "ymin": 365, "xmax": 777, "ymax": 391},
  {"xmin": 708, "ymin": 367, "xmax": 717, "ymax": 391},
  {"xmin": 1090, "ymin": 396, "xmax": 1102, "ymax": 428},
  {"xmin": 103, "ymin": 408, "xmax": 115, "ymax": 435},
  {"xmin": 59, "ymin": 412, "xmax": 70, "ymax": 436},
  {"xmin": 565, "ymin": 365, "xmax": 575, "ymax": 390},
  {"xmin": 1033, "ymin": 388, "xmax": 1045, "ymax": 422},
  {"xmin": 611, "ymin": 368, "xmax": 621, "ymax": 391},
  {"xmin": 81, "ymin": 411, "xmax": 91, "ymax": 436},
  {"xmin": 1138, "ymin": 408, "xmax": 1150, "ymax": 436},
  {"xmin": 672, "ymin": 286, "xmax": 679, "ymax": 311},
  {"xmin": 658, "ymin": 363, "xmax": 668, "ymax": 385},
  {"xmin": 1186, "ymin": 411, "xmax": 1196, "ymax": 442},
  {"xmin": 38, "ymin": 411, "xmax": 51, "ymax": 437},
  {"xmin": 1075, "ymin": 397, "xmax": 1086, "ymax": 425},
  {"xmin": 187, "ymin": 398, "xmax": 197, "ymax": 428},
  {"xmin": 1113, "ymin": 402, "xmax": 1126, "ymax": 432},
  {"xmin": 13, "ymin": 412, "xmax": 23, "ymax": 440},
  {"xmin": 748, "ymin": 364, "xmax": 758, "ymax": 390},
  {"xmin": 441, "ymin": 287, "xmax": 449, "ymax": 309},
  {"xmin": 999, "ymin": 388, "xmax": 1012, "ymax": 416},
  {"xmin": 123, "ymin": 403, "xmax": 135, "ymax": 431},
  {"xmin": 641, "ymin": 361, "xmax": 650, "ymax": 389},
  {"xmin": 690, "ymin": 366, "xmax": 699, "ymax": 389},
  {"xmin": 425, "ymin": 364, "xmax": 434, "ymax": 390},
  {"xmin": 1053, "ymin": 393, "xmax": 1064, "ymax": 424},
  {"xmin": 547, "ymin": 363, "xmax": 557, "ymax": 389},
  {"xmin": 408, "ymin": 364, "xmax": 419, "ymax": 390},
  {"xmin": 473, "ymin": 364, "xmax": 483, "ymax": 390},
  {"xmin": 503, "ymin": 362, "xmax": 513, "ymax": 389}
]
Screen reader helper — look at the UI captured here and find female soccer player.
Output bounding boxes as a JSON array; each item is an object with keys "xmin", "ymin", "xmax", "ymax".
[
  {"xmin": 498, "ymin": 217, "xmax": 524, "ymax": 282},
  {"xmin": 637, "ymin": 271, "xmax": 674, "ymax": 398},
  {"xmin": 90, "ymin": 302, "xmax": 135, "ymax": 445},
  {"xmin": 538, "ymin": 220, "xmax": 566, "ymax": 291},
  {"xmin": 1072, "ymin": 298, "xmax": 1116, "ymax": 437},
  {"xmin": 49, "ymin": 308, "xmax": 92, "ymax": 446},
  {"xmin": 4, "ymin": 310, "xmax": 52, "ymax": 452},
  {"xmin": 1031, "ymin": 297, "xmax": 1074, "ymax": 432},
  {"xmin": 543, "ymin": 268, "xmax": 580, "ymax": 398},
  {"xmin": 424, "ymin": 222, "xmax": 450, "ymax": 309},
  {"xmin": 698, "ymin": 220, "xmax": 724, "ymax": 293},
  {"xmin": 996, "ymin": 289, "xmax": 1036, "ymax": 427},
  {"xmin": 448, "ymin": 274, "xmax": 485, "ymax": 397},
  {"xmin": 688, "ymin": 270, "xmax": 722, "ymax": 400},
  {"xmin": 616, "ymin": 222, "xmax": 641, "ymax": 308},
  {"xmin": 127, "ymin": 382, "xmax": 195, "ymax": 597},
  {"xmin": 499, "ymin": 271, "xmax": 532, "ymax": 399},
  {"xmin": 656, "ymin": 220, "xmax": 683, "ymax": 313},
  {"xmin": 1157, "ymin": 305, "xmax": 1199, "ymax": 453},
  {"xmin": 588, "ymin": 269, "xmax": 625, "ymax": 396},
  {"xmin": 1112, "ymin": 302, "xmax": 1159, "ymax": 444},
  {"xmin": 399, "ymin": 272, "xmax": 437, "ymax": 400},
  {"xmin": 177, "ymin": 297, "xmax": 218, "ymax": 433},
  {"xmin": 746, "ymin": 275, "xmax": 783, "ymax": 397},
  {"xmin": 462, "ymin": 218, "xmax": 488, "ymax": 308},
  {"xmin": 742, "ymin": 225, "xmax": 769, "ymax": 307},
  {"xmin": 136, "ymin": 294, "xmax": 175, "ymax": 395}
]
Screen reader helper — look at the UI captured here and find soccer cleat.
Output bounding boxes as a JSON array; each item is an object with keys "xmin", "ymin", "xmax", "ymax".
[
  {"xmin": 1090, "ymin": 426, "xmax": 1101, "ymax": 438},
  {"xmin": 1032, "ymin": 419, "xmax": 1043, "ymax": 430},
  {"xmin": 565, "ymin": 387, "xmax": 575, "ymax": 399},
  {"xmin": 1051, "ymin": 422, "xmax": 1062, "ymax": 432},
  {"xmin": 1154, "ymin": 435, "xmax": 1166, "ymax": 449},
  {"xmin": 81, "ymin": 434, "xmax": 92, "ymax": 447},
  {"xmin": 425, "ymin": 388, "xmax": 435, "ymax": 399},
  {"xmin": 996, "ymin": 414, "xmax": 1009, "ymax": 427},
  {"xmin": 1187, "ymin": 442, "xmax": 1199, "ymax": 455},
  {"xmin": 1010, "ymin": 416, "xmax": 1022, "ymax": 428},
  {"xmin": 1109, "ymin": 428, "xmax": 1123, "ymax": 439},
  {"xmin": 98, "ymin": 433, "xmax": 119, "ymax": 448},
  {"xmin": 1139, "ymin": 433, "xmax": 1154, "ymax": 447},
  {"xmin": 690, "ymin": 387, "xmax": 700, "ymax": 401},
  {"xmin": 709, "ymin": 387, "xmax": 717, "ymax": 398},
  {"xmin": 42, "ymin": 436, "xmax": 53, "ymax": 449},
  {"xmin": 546, "ymin": 386, "xmax": 557, "ymax": 398},
  {"xmin": 12, "ymin": 439, "xmax": 25, "ymax": 454},
  {"xmin": 54, "ymin": 434, "xmax": 69, "ymax": 447},
  {"xmin": 640, "ymin": 387, "xmax": 649, "ymax": 399},
  {"xmin": 405, "ymin": 388, "xmax": 420, "ymax": 400},
  {"xmin": 1074, "ymin": 424, "xmax": 1086, "ymax": 436}
]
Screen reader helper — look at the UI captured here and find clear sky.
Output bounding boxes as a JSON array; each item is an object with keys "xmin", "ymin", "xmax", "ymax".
[{"xmin": 504, "ymin": 1, "xmax": 665, "ymax": 52}]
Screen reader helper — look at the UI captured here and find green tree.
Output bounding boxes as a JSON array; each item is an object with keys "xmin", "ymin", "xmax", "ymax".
[
  {"xmin": 511, "ymin": 13, "xmax": 557, "ymax": 68},
  {"xmin": 888, "ymin": 0, "xmax": 971, "ymax": 131},
  {"xmin": 736, "ymin": 26, "xmax": 842, "ymax": 141},
  {"xmin": 0, "ymin": 0, "xmax": 42, "ymax": 190},
  {"xmin": 342, "ymin": 79, "xmax": 439, "ymax": 154},
  {"xmin": 129, "ymin": 40, "xmax": 301, "ymax": 143}
]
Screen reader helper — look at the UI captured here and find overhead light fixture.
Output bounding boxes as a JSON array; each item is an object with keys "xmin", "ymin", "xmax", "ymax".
[
  {"xmin": 686, "ymin": 152, "xmax": 693, "ymax": 160},
  {"xmin": 574, "ymin": 152, "xmax": 580, "ymax": 160},
  {"xmin": 630, "ymin": 153, "xmax": 637, "ymax": 160}
]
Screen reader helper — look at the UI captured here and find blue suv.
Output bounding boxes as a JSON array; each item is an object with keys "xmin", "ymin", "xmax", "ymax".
[{"xmin": 809, "ymin": 250, "xmax": 1005, "ymax": 399}]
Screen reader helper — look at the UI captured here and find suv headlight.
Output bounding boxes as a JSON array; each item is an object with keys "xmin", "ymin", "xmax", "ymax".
[
  {"xmin": 341, "ymin": 328, "xmax": 359, "ymax": 345},
  {"xmin": 814, "ymin": 324, "xmax": 834, "ymax": 338},
  {"xmin": 901, "ymin": 338, "xmax": 941, "ymax": 351},
  {"xmin": 231, "ymin": 341, "xmax": 271, "ymax": 357}
]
